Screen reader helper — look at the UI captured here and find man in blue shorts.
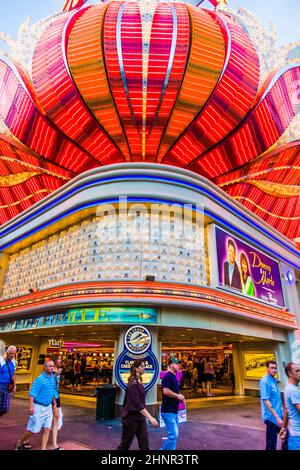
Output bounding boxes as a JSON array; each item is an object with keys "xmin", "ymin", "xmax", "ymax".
[
  {"xmin": 279, "ymin": 362, "xmax": 300, "ymax": 450},
  {"xmin": 15, "ymin": 360, "xmax": 57, "ymax": 450},
  {"xmin": 160, "ymin": 357, "xmax": 185, "ymax": 450}
]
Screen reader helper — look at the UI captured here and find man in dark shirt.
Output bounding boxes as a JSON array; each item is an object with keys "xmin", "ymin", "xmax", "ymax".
[
  {"xmin": 223, "ymin": 239, "xmax": 242, "ymax": 291},
  {"xmin": 160, "ymin": 357, "xmax": 185, "ymax": 450}
]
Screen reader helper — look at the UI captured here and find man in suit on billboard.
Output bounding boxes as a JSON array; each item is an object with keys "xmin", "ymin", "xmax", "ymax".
[{"xmin": 223, "ymin": 239, "xmax": 242, "ymax": 291}]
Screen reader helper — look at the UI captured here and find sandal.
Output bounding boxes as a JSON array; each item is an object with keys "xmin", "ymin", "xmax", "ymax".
[
  {"xmin": 23, "ymin": 441, "xmax": 32, "ymax": 449},
  {"xmin": 14, "ymin": 442, "xmax": 23, "ymax": 451},
  {"xmin": 15, "ymin": 441, "xmax": 32, "ymax": 450},
  {"xmin": 52, "ymin": 446, "xmax": 64, "ymax": 450}
]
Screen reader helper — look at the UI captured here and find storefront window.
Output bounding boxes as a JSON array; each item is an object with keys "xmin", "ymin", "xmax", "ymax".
[{"xmin": 46, "ymin": 344, "xmax": 114, "ymax": 395}]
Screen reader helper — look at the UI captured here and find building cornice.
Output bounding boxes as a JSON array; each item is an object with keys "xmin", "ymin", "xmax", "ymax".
[{"xmin": 0, "ymin": 281, "xmax": 295, "ymax": 330}]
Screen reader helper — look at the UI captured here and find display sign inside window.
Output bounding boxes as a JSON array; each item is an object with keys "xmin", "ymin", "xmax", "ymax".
[
  {"xmin": 215, "ymin": 227, "xmax": 285, "ymax": 308},
  {"xmin": 243, "ymin": 352, "xmax": 277, "ymax": 379},
  {"xmin": 16, "ymin": 346, "xmax": 33, "ymax": 373}
]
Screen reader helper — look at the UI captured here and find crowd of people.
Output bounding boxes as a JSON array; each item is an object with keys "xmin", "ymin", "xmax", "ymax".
[
  {"xmin": 1, "ymin": 340, "xmax": 300, "ymax": 451},
  {"xmin": 171, "ymin": 355, "xmax": 234, "ymax": 397},
  {"xmin": 55, "ymin": 352, "xmax": 113, "ymax": 391}
]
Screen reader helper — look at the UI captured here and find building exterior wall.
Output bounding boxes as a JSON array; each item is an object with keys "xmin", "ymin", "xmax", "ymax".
[{"xmin": 0, "ymin": 164, "xmax": 299, "ymax": 400}]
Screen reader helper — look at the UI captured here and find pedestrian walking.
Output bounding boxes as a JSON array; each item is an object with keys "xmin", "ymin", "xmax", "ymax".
[
  {"xmin": 279, "ymin": 362, "xmax": 300, "ymax": 450},
  {"xmin": 259, "ymin": 360, "xmax": 287, "ymax": 450},
  {"xmin": 51, "ymin": 356, "xmax": 64, "ymax": 450},
  {"xmin": 196, "ymin": 358, "xmax": 205, "ymax": 394},
  {"xmin": 117, "ymin": 359, "xmax": 158, "ymax": 450},
  {"xmin": 160, "ymin": 357, "xmax": 185, "ymax": 450},
  {"xmin": 0, "ymin": 345, "xmax": 17, "ymax": 417},
  {"xmin": 15, "ymin": 360, "xmax": 57, "ymax": 450},
  {"xmin": 201, "ymin": 356, "xmax": 215, "ymax": 396}
]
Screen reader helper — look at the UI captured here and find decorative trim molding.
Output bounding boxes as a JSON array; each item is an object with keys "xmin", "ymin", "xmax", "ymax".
[{"xmin": 0, "ymin": 281, "xmax": 295, "ymax": 329}]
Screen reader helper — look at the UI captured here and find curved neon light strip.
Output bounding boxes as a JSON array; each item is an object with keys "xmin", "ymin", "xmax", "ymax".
[
  {"xmin": 0, "ymin": 57, "xmax": 34, "ymax": 102},
  {"xmin": 104, "ymin": 1, "xmax": 142, "ymax": 160},
  {"xmin": 66, "ymin": 2, "xmax": 131, "ymax": 161},
  {"xmin": 0, "ymin": 133, "xmax": 74, "ymax": 180},
  {"xmin": 219, "ymin": 167, "xmax": 300, "ymax": 187},
  {"xmin": 32, "ymin": 11, "xmax": 123, "ymax": 165},
  {"xmin": 163, "ymin": 11, "xmax": 260, "ymax": 166},
  {"xmin": 0, "ymin": 174, "xmax": 299, "ymax": 268},
  {"xmin": 214, "ymin": 10, "xmax": 231, "ymax": 81},
  {"xmin": 232, "ymin": 196, "xmax": 300, "ymax": 219},
  {"xmin": 260, "ymin": 64, "xmax": 300, "ymax": 101},
  {"xmin": 187, "ymin": 64, "xmax": 300, "ymax": 178},
  {"xmin": 215, "ymin": 141, "xmax": 300, "ymax": 186},
  {"xmin": 116, "ymin": 3, "xmax": 137, "ymax": 129},
  {"xmin": 0, "ymin": 154, "xmax": 71, "ymax": 181},
  {"xmin": 61, "ymin": 8, "xmax": 85, "ymax": 80},
  {"xmin": 146, "ymin": 2, "xmax": 190, "ymax": 162},
  {"xmin": 157, "ymin": 7, "xmax": 226, "ymax": 162},
  {"xmin": 150, "ymin": 4, "xmax": 178, "ymax": 134},
  {"xmin": 0, "ymin": 190, "xmax": 51, "ymax": 208},
  {"xmin": 0, "ymin": 59, "xmax": 92, "ymax": 173}
]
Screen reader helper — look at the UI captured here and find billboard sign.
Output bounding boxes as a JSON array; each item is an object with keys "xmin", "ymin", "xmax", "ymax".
[{"xmin": 215, "ymin": 227, "xmax": 284, "ymax": 307}]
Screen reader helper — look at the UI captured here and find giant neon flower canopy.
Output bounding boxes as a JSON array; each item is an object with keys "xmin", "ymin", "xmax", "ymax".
[{"xmin": 0, "ymin": 0, "xmax": 299, "ymax": 241}]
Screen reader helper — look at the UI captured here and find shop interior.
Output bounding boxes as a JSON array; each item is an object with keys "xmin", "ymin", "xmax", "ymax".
[
  {"xmin": 161, "ymin": 345, "xmax": 234, "ymax": 399},
  {"xmin": 46, "ymin": 341, "xmax": 114, "ymax": 395},
  {"xmin": 158, "ymin": 325, "xmax": 262, "ymax": 399},
  {"xmin": 46, "ymin": 341, "xmax": 234, "ymax": 398},
  {"xmin": 9, "ymin": 323, "xmax": 269, "ymax": 399}
]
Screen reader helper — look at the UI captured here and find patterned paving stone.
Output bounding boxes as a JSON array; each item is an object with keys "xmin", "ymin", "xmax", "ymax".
[{"xmin": 0, "ymin": 397, "xmax": 273, "ymax": 451}]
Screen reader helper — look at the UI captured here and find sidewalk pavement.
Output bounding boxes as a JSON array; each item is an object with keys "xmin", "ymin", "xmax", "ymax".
[{"xmin": 0, "ymin": 395, "xmax": 272, "ymax": 451}]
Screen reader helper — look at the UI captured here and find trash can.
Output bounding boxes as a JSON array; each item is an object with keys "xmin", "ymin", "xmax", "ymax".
[{"xmin": 95, "ymin": 384, "xmax": 119, "ymax": 420}]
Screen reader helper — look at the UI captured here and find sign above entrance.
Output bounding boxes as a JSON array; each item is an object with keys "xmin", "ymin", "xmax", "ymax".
[
  {"xmin": 0, "ymin": 307, "xmax": 158, "ymax": 333},
  {"xmin": 215, "ymin": 227, "xmax": 285, "ymax": 308}
]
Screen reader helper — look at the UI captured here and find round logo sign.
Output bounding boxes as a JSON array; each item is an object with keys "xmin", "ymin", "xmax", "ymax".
[
  {"xmin": 124, "ymin": 325, "xmax": 152, "ymax": 354},
  {"xmin": 115, "ymin": 349, "xmax": 159, "ymax": 392}
]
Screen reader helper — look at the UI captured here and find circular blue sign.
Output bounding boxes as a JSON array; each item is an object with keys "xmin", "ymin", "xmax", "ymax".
[{"xmin": 115, "ymin": 349, "xmax": 159, "ymax": 392}]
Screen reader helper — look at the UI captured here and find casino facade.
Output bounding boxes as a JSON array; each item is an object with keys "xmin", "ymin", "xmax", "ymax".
[{"xmin": 0, "ymin": 0, "xmax": 299, "ymax": 410}]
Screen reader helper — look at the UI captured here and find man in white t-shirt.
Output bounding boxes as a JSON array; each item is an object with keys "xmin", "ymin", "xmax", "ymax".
[{"xmin": 279, "ymin": 362, "xmax": 300, "ymax": 450}]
